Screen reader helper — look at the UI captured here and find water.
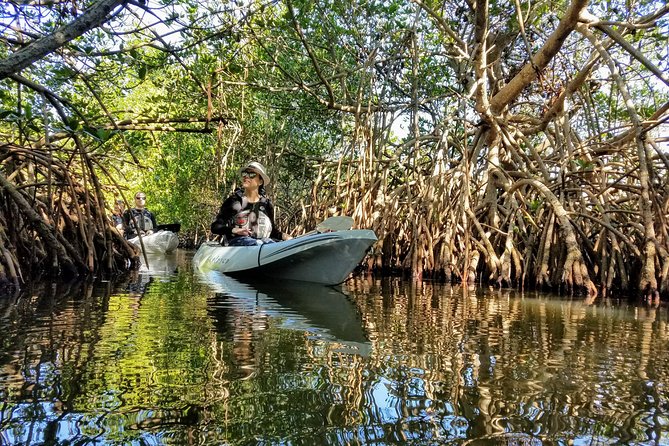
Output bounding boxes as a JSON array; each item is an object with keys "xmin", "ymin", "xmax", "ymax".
[{"xmin": 0, "ymin": 250, "xmax": 667, "ymax": 445}]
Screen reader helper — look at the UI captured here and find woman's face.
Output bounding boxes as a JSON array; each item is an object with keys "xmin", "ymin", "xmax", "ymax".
[{"xmin": 241, "ymin": 169, "xmax": 262, "ymax": 190}]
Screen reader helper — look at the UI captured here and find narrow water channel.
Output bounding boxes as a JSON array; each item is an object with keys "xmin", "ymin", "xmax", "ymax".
[{"xmin": 0, "ymin": 250, "xmax": 667, "ymax": 445}]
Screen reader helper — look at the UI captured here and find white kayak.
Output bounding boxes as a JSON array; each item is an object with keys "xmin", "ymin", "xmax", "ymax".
[
  {"xmin": 128, "ymin": 230, "xmax": 179, "ymax": 254},
  {"xmin": 193, "ymin": 229, "xmax": 377, "ymax": 285}
]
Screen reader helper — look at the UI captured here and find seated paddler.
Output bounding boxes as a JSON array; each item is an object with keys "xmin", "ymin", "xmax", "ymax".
[
  {"xmin": 123, "ymin": 191, "xmax": 157, "ymax": 239},
  {"xmin": 210, "ymin": 161, "xmax": 292, "ymax": 246}
]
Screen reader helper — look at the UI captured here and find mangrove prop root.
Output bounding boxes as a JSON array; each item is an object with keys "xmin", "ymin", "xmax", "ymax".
[{"xmin": 0, "ymin": 145, "xmax": 136, "ymax": 288}]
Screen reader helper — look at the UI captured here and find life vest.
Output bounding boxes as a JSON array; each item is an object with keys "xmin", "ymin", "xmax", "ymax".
[
  {"xmin": 234, "ymin": 198, "xmax": 272, "ymax": 239},
  {"xmin": 126, "ymin": 208, "xmax": 154, "ymax": 235}
]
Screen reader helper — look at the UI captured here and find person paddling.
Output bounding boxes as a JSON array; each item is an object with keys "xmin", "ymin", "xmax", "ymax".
[
  {"xmin": 110, "ymin": 199, "xmax": 125, "ymax": 233},
  {"xmin": 210, "ymin": 161, "xmax": 292, "ymax": 246},
  {"xmin": 123, "ymin": 192, "xmax": 157, "ymax": 239}
]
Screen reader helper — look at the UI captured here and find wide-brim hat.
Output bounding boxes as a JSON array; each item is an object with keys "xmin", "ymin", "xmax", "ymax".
[{"xmin": 240, "ymin": 161, "xmax": 270, "ymax": 186}]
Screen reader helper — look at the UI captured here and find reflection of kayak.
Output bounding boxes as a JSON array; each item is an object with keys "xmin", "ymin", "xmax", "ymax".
[
  {"xmin": 257, "ymin": 281, "xmax": 369, "ymax": 344},
  {"xmin": 192, "ymin": 230, "xmax": 377, "ymax": 285},
  {"xmin": 128, "ymin": 230, "xmax": 179, "ymax": 254},
  {"xmin": 138, "ymin": 252, "xmax": 179, "ymax": 274},
  {"xmin": 198, "ymin": 270, "xmax": 370, "ymax": 348}
]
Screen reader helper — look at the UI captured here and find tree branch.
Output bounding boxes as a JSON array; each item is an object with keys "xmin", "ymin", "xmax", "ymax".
[
  {"xmin": 285, "ymin": 0, "xmax": 335, "ymax": 107},
  {"xmin": 0, "ymin": 0, "xmax": 127, "ymax": 80},
  {"xmin": 594, "ymin": 23, "xmax": 669, "ymax": 87},
  {"xmin": 490, "ymin": 0, "xmax": 589, "ymax": 113}
]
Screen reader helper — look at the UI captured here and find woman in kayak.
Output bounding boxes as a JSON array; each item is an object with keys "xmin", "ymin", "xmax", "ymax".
[{"xmin": 210, "ymin": 161, "xmax": 292, "ymax": 246}]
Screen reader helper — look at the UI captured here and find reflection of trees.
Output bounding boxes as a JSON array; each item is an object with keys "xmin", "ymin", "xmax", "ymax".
[
  {"xmin": 2, "ymin": 272, "xmax": 376, "ymax": 443},
  {"xmin": 0, "ymin": 274, "xmax": 216, "ymax": 444},
  {"xmin": 0, "ymin": 279, "xmax": 109, "ymax": 443},
  {"xmin": 347, "ymin": 278, "xmax": 669, "ymax": 442},
  {"xmin": 1, "ymin": 273, "xmax": 667, "ymax": 443},
  {"xmin": 207, "ymin": 292, "xmax": 271, "ymax": 379}
]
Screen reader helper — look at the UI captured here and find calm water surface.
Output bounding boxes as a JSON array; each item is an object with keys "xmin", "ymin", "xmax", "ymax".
[{"xmin": 0, "ymin": 250, "xmax": 667, "ymax": 445}]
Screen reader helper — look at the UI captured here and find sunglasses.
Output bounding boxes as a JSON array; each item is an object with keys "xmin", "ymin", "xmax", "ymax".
[
  {"xmin": 241, "ymin": 170, "xmax": 258, "ymax": 179},
  {"xmin": 135, "ymin": 195, "xmax": 146, "ymax": 200}
]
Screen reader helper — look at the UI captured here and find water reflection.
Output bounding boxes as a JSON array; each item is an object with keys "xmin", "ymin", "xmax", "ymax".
[
  {"xmin": 348, "ymin": 279, "xmax": 669, "ymax": 445},
  {"xmin": 138, "ymin": 252, "xmax": 179, "ymax": 275},
  {"xmin": 199, "ymin": 270, "xmax": 370, "ymax": 348},
  {"xmin": 0, "ymin": 263, "xmax": 667, "ymax": 445},
  {"xmin": 115, "ymin": 252, "xmax": 180, "ymax": 294}
]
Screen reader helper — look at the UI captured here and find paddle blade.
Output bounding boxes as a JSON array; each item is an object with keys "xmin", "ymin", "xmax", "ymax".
[{"xmin": 316, "ymin": 216, "xmax": 354, "ymax": 232}]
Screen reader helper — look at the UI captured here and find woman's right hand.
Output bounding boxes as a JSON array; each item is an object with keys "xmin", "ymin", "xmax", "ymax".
[{"xmin": 232, "ymin": 227, "xmax": 251, "ymax": 236}]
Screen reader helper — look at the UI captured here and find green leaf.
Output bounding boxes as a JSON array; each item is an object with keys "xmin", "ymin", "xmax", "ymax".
[
  {"xmin": 83, "ymin": 126, "xmax": 98, "ymax": 139},
  {"xmin": 27, "ymin": 122, "xmax": 41, "ymax": 133},
  {"xmin": 529, "ymin": 199, "xmax": 542, "ymax": 212},
  {"xmin": 67, "ymin": 117, "xmax": 80, "ymax": 130},
  {"xmin": 97, "ymin": 129, "xmax": 115, "ymax": 141},
  {"xmin": 138, "ymin": 64, "xmax": 148, "ymax": 81},
  {"xmin": 54, "ymin": 67, "xmax": 76, "ymax": 78},
  {"xmin": 22, "ymin": 105, "xmax": 33, "ymax": 120},
  {"xmin": 573, "ymin": 159, "xmax": 593, "ymax": 170}
]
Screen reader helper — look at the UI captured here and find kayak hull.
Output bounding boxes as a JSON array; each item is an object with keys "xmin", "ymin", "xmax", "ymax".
[
  {"xmin": 128, "ymin": 230, "xmax": 179, "ymax": 254},
  {"xmin": 193, "ymin": 229, "xmax": 376, "ymax": 285}
]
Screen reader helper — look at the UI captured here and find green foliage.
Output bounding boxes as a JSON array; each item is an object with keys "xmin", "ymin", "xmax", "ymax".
[
  {"xmin": 572, "ymin": 159, "xmax": 594, "ymax": 171},
  {"xmin": 135, "ymin": 133, "xmax": 220, "ymax": 232},
  {"xmin": 529, "ymin": 199, "xmax": 543, "ymax": 213},
  {"xmin": 1, "ymin": 0, "xmax": 667, "ymax": 246}
]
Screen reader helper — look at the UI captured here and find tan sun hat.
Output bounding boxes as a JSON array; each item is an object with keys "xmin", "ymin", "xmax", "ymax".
[{"xmin": 239, "ymin": 161, "xmax": 270, "ymax": 186}]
